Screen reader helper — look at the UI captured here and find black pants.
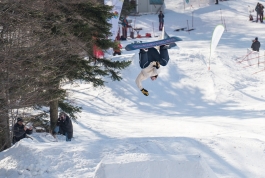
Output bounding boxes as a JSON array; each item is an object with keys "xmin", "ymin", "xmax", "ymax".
[
  {"xmin": 122, "ymin": 27, "xmax": 127, "ymax": 38},
  {"xmin": 159, "ymin": 21, "xmax": 164, "ymax": 31},
  {"xmin": 256, "ymin": 13, "xmax": 263, "ymax": 22},
  {"xmin": 13, "ymin": 130, "xmax": 32, "ymax": 144}
]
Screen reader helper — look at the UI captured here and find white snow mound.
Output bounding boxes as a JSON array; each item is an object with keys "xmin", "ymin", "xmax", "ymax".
[{"xmin": 94, "ymin": 153, "xmax": 217, "ymax": 178}]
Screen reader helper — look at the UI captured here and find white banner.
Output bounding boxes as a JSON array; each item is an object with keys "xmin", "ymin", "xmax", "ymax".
[
  {"xmin": 208, "ymin": 24, "xmax": 225, "ymax": 70},
  {"xmin": 104, "ymin": 0, "xmax": 124, "ymax": 40}
]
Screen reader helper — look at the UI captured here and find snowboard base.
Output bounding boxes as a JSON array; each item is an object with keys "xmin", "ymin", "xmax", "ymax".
[{"xmin": 125, "ymin": 36, "xmax": 182, "ymax": 51}]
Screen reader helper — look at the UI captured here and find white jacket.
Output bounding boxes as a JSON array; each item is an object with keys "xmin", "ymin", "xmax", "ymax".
[{"xmin": 135, "ymin": 61, "xmax": 159, "ymax": 90}]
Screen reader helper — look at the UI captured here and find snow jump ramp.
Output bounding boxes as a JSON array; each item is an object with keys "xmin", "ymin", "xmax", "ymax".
[{"xmin": 93, "ymin": 153, "xmax": 217, "ymax": 178}]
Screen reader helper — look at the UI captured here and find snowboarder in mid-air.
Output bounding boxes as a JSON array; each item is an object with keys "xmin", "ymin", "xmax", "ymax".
[{"xmin": 135, "ymin": 45, "xmax": 170, "ymax": 96}]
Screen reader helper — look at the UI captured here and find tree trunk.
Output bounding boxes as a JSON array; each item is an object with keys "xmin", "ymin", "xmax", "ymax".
[
  {"xmin": 0, "ymin": 99, "xmax": 11, "ymax": 151},
  {"xmin": 49, "ymin": 99, "xmax": 58, "ymax": 133}
]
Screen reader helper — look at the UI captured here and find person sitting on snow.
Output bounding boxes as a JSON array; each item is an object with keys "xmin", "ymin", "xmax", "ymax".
[
  {"xmin": 135, "ymin": 45, "xmax": 170, "ymax": 96},
  {"xmin": 13, "ymin": 117, "xmax": 33, "ymax": 144},
  {"xmin": 251, "ymin": 37, "xmax": 260, "ymax": 52},
  {"xmin": 53, "ymin": 112, "xmax": 73, "ymax": 141}
]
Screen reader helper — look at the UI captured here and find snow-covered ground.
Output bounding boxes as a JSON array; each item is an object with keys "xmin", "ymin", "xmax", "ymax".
[{"xmin": 1, "ymin": 0, "xmax": 265, "ymax": 177}]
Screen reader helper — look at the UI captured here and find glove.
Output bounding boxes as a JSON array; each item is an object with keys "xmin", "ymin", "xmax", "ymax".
[
  {"xmin": 153, "ymin": 61, "xmax": 160, "ymax": 69},
  {"xmin": 141, "ymin": 88, "xmax": 149, "ymax": 96}
]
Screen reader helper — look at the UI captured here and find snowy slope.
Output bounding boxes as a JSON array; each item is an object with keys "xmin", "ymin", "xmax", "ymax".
[{"xmin": 1, "ymin": 0, "xmax": 265, "ymax": 177}]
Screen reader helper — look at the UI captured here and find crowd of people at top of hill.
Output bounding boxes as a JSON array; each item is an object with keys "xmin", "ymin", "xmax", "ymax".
[{"xmin": 255, "ymin": 2, "xmax": 264, "ymax": 23}]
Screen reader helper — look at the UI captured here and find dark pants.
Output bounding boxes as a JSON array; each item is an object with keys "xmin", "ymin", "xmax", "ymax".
[
  {"xmin": 139, "ymin": 47, "xmax": 169, "ymax": 69},
  {"xmin": 54, "ymin": 126, "xmax": 71, "ymax": 141},
  {"xmin": 215, "ymin": 0, "xmax": 218, "ymax": 4},
  {"xmin": 256, "ymin": 13, "xmax": 262, "ymax": 22},
  {"xmin": 159, "ymin": 21, "xmax": 164, "ymax": 31},
  {"xmin": 113, "ymin": 51, "xmax": 121, "ymax": 56},
  {"xmin": 13, "ymin": 129, "xmax": 32, "ymax": 144},
  {"xmin": 122, "ymin": 26, "xmax": 127, "ymax": 38}
]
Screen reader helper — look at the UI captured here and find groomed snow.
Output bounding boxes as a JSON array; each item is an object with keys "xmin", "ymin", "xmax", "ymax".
[
  {"xmin": 94, "ymin": 154, "xmax": 217, "ymax": 178},
  {"xmin": 1, "ymin": 0, "xmax": 265, "ymax": 177}
]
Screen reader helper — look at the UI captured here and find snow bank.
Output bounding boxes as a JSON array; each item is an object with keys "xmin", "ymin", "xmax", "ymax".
[{"xmin": 94, "ymin": 153, "xmax": 217, "ymax": 178}]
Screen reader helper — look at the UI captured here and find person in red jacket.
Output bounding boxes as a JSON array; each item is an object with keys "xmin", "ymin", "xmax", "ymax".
[{"xmin": 113, "ymin": 41, "xmax": 122, "ymax": 56}]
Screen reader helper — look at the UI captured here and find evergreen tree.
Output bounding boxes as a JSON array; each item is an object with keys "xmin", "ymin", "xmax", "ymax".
[
  {"xmin": 121, "ymin": 0, "xmax": 136, "ymax": 17},
  {"xmin": 0, "ymin": 0, "xmax": 131, "ymax": 151}
]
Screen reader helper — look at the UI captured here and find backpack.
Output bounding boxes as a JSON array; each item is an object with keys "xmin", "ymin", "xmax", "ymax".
[{"xmin": 249, "ymin": 14, "xmax": 253, "ymax": 21}]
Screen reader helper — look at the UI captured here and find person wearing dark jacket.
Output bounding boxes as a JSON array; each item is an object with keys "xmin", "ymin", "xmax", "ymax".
[
  {"xmin": 251, "ymin": 37, "xmax": 260, "ymax": 52},
  {"xmin": 158, "ymin": 11, "xmax": 164, "ymax": 31},
  {"xmin": 54, "ymin": 112, "xmax": 73, "ymax": 141},
  {"xmin": 13, "ymin": 118, "xmax": 33, "ymax": 144},
  {"xmin": 255, "ymin": 2, "xmax": 262, "ymax": 22},
  {"xmin": 259, "ymin": 3, "xmax": 264, "ymax": 22}
]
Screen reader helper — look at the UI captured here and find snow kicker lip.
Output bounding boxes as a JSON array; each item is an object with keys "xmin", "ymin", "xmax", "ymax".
[{"xmin": 125, "ymin": 37, "xmax": 182, "ymax": 51}]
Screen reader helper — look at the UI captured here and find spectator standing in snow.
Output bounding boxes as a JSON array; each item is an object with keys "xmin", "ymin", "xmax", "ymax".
[
  {"xmin": 54, "ymin": 112, "xmax": 73, "ymax": 141},
  {"xmin": 255, "ymin": 2, "xmax": 262, "ymax": 22},
  {"xmin": 135, "ymin": 44, "xmax": 170, "ymax": 96},
  {"xmin": 251, "ymin": 37, "xmax": 260, "ymax": 52},
  {"xmin": 215, "ymin": 0, "xmax": 218, "ymax": 5},
  {"xmin": 158, "ymin": 11, "xmax": 164, "ymax": 31},
  {"xmin": 259, "ymin": 3, "xmax": 264, "ymax": 22},
  {"xmin": 121, "ymin": 16, "xmax": 128, "ymax": 39},
  {"xmin": 13, "ymin": 118, "xmax": 33, "ymax": 144}
]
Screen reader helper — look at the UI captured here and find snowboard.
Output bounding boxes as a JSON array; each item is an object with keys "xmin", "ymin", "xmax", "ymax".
[
  {"xmin": 186, "ymin": 28, "xmax": 196, "ymax": 31},
  {"xmin": 125, "ymin": 36, "xmax": 182, "ymax": 51},
  {"xmin": 175, "ymin": 27, "xmax": 187, "ymax": 31},
  {"xmin": 164, "ymin": 31, "xmax": 177, "ymax": 48}
]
